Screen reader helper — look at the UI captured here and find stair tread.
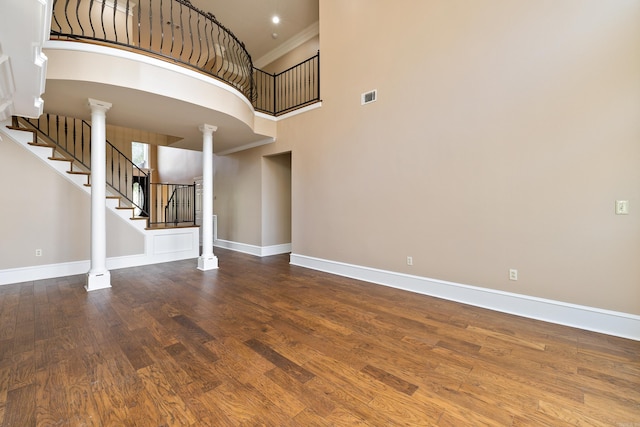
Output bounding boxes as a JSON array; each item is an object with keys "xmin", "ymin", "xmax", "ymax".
[
  {"xmin": 6, "ymin": 125, "xmax": 34, "ymax": 133},
  {"xmin": 13, "ymin": 118, "xmax": 154, "ymax": 230},
  {"xmin": 29, "ymin": 142, "xmax": 56, "ymax": 148},
  {"xmin": 13, "ymin": 118, "xmax": 151, "ymax": 228}
]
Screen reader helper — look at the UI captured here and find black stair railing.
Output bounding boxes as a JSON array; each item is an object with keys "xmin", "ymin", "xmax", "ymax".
[
  {"xmin": 19, "ymin": 114, "xmax": 92, "ymax": 170},
  {"xmin": 17, "ymin": 114, "xmax": 150, "ymax": 222},
  {"xmin": 50, "ymin": 0, "xmax": 255, "ymax": 102},
  {"xmin": 149, "ymin": 183, "xmax": 196, "ymax": 227},
  {"xmin": 106, "ymin": 142, "xmax": 150, "ymax": 220}
]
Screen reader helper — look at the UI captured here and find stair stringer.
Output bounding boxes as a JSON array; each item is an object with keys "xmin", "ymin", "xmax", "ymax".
[
  {"xmin": 2, "ymin": 121, "xmax": 147, "ymax": 231},
  {"xmin": 0, "ymin": 119, "xmax": 200, "ymax": 286}
]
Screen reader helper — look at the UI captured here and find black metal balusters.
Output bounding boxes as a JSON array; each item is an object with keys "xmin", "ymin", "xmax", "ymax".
[
  {"xmin": 18, "ymin": 115, "xmax": 150, "ymax": 222},
  {"xmin": 50, "ymin": 0, "xmax": 255, "ymax": 102},
  {"xmin": 149, "ymin": 183, "xmax": 196, "ymax": 227},
  {"xmin": 254, "ymin": 52, "xmax": 320, "ymax": 116},
  {"xmin": 49, "ymin": 0, "xmax": 320, "ymax": 115}
]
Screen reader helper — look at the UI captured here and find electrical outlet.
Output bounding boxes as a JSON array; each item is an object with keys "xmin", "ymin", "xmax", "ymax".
[
  {"xmin": 615, "ymin": 200, "xmax": 629, "ymax": 215},
  {"xmin": 509, "ymin": 269, "xmax": 518, "ymax": 281},
  {"xmin": 407, "ymin": 256, "xmax": 413, "ymax": 266},
  {"xmin": 35, "ymin": 249, "xmax": 42, "ymax": 257}
]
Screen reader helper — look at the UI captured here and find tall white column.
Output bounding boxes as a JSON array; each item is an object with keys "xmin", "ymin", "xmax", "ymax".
[
  {"xmin": 197, "ymin": 124, "xmax": 219, "ymax": 271},
  {"xmin": 86, "ymin": 98, "xmax": 112, "ymax": 291}
]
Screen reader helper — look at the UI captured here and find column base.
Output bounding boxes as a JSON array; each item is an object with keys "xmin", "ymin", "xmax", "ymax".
[
  {"xmin": 85, "ymin": 270, "xmax": 111, "ymax": 291},
  {"xmin": 197, "ymin": 255, "xmax": 219, "ymax": 271}
]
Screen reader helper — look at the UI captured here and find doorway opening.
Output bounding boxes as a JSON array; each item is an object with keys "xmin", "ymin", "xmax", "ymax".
[{"xmin": 262, "ymin": 152, "xmax": 292, "ymax": 253}]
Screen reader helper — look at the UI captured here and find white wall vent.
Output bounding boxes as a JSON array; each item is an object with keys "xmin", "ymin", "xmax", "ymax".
[{"xmin": 361, "ymin": 89, "xmax": 377, "ymax": 105}]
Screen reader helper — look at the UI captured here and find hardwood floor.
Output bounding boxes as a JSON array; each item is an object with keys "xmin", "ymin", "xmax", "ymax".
[{"xmin": 0, "ymin": 248, "xmax": 638, "ymax": 426}]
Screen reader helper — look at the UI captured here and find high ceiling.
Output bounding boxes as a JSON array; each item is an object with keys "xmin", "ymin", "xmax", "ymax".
[
  {"xmin": 0, "ymin": 0, "xmax": 319, "ymax": 152},
  {"xmin": 189, "ymin": 0, "xmax": 319, "ymax": 66}
]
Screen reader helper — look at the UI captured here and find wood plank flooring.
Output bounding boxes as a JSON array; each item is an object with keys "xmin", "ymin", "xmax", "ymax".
[{"xmin": 0, "ymin": 248, "xmax": 638, "ymax": 426}]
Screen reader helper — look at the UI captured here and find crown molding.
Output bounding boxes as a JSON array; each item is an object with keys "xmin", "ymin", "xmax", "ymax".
[
  {"xmin": 254, "ymin": 21, "xmax": 319, "ymax": 69},
  {"xmin": 215, "ymin": 137, "xmax": 275, "ymax": 156}
]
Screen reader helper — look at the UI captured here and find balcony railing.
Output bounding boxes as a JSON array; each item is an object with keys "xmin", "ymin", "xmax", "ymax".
[
  {"xmin": 49, "ymin": 0, "xmax": 320, "ymax": 116},
  {"xmin": 254, "ymin": 52, "xmax": 320, "ymax": 116},
  {"xmin": 50, "ymin": 0, "xmax": 255, "ymax": 101}
]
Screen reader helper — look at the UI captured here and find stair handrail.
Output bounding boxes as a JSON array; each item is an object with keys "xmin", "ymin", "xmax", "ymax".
[
  {"xmin": 13, "ymin": 115, "xmax": 90, "ymax": 170},
  {"xmin": 16, "ymin": 115, "xmax": 150, "ymax": 223},
  {"xmin": 106, "ymin": 140, "xmax": 151, "ymax": 221}
]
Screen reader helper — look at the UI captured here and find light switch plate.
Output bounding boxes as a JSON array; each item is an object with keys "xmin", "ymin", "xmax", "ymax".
[{"xmin": 615, "ymin": 200, "xmax": 629, "ymax": 215}]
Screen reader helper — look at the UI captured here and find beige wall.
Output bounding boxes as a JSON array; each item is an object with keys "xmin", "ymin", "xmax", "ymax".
[
  {"xmin": 262, "ymin": 36, "xmax": 320, "ymax": 74},
  {"xmin": 106, "ymin": 124, "xmax": 180, "ymax": 149},
  {"xmin": 214, "ymin": 150, "xmax": 262, "ymax": 246},
  {"xmin": 215, "ymin": 0, "xmax": 640, "ymax": 314},
  {"xmin": 0, "ymin": 139, "xmax": 144, "ymax": 269},
  {"xmin": 213, "ymin": 149, "xmax": 292, "ymax": 248},
  {"xmin": 157, "ymin": 145, "xmax": 203, "ymax": 184},
  {"xmin": 262, "ymin": 153, "xmax": 292, "ymax": 246},
  {"xmin": 106, "ymin": 124, "xmax": 178, "ymax": 184}
]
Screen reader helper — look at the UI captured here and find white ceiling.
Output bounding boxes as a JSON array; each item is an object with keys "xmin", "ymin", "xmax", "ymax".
[{"xmin": 189, "ymin": 0, "xmax": 319, "ymax": 66}]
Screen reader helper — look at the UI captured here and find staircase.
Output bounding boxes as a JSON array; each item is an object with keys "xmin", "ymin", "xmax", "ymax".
[
  {"xmin": 0, "ymin": 117, "xmax": 200, "ymax": 286},
  {"xmin": 7, "ymin": 116, "xmax": 149, "ymax": 230}
]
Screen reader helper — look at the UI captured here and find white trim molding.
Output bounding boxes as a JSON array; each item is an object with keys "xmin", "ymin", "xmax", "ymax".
[
  {"xmin": 214, "ymin": 239, "xmax": 291, "ymax": 257},
  {"xmin": 0, "ymin": 233, "xmax": 198, "ymax": 287},
  {"xmin": 0, "ymin": 0, "xmax": 48, "ymax": 118},
  {"xmin": 289, "ymin": 253, "xmax": 640, "ymax": 341},
  {"xmin": 254, "ymin": 21, "xmax": 319, "ymax": 69},
  {"xmin": 0, "ymin": 121, "xmax": 199, "ymax": 287},
  {"xmin": 0, "ymin": 260, "xmax": 90, "ymax": 286},
  {"xmin": 216, "ymin": 137, "xmax": 276, "ymax": 156},
  {"xmin": 0, "ymin": 46, "xmax": 16, "ymax": 121},
  {"xmin": 255, "ymin": 102, "xmax": 322, "ymax": 123}
]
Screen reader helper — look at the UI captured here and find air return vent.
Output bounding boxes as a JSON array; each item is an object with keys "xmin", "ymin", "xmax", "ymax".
[{"xmin": 361, "ymin": 89, "xmax": 377, "ymax": 105}]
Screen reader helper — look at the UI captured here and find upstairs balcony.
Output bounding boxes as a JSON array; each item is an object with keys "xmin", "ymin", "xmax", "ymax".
[{"xmin": 50, "ymin": 0, "xmax": 320, "ymax": 118}]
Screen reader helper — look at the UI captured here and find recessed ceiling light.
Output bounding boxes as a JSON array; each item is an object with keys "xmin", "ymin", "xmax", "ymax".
[{"xmin": 272, "ymin": 15, "xmax": 280, "ymax": 24}]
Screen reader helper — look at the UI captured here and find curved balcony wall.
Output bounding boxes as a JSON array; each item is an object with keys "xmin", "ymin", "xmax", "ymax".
[{"xmin": 43, "ymin": 41, "xmax": 273, "ymax": 153}]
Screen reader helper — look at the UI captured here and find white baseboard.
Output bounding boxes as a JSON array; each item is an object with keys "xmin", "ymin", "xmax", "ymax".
[
  {"xmin": 0, "ymin": 229, "xmax": 199, "ymax": 286},
  {"xmin": 0, "ymin": 123, "xmax": 200, "ymax": 286},
  {"xmin": 214, "ymin": 239, "xmax": 291, "ymax": 257},
  {"xmin": 262, "ymin": 243, "xmax": 293, "ymax": 257},
  {"xmin": 0, "ymin": 260, "xmax": 90, "ymax": 285},
  {"xmin": 0, "ymin": 251, "xmax": 198, "ymax": 286},
  {"xmin": 289, "ymin": 253, "xmax": 640, "ymax": 341}
]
